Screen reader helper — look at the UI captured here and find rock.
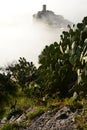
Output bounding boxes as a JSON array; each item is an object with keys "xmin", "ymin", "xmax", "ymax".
[
  {"xmin": 0, "ymin": 106, "xmax": 78, "ymax": 130},
  {"xmin": 1, "ymin": 117, "xmax": 7, "ymax": 124},
  {"xmin": 25, "ymin": 107, "xmax": 33, "ymax": 114},
  {"xmin": 28, "ymin": 111, "xmax": 55, "ymax": 130},
  {"xmin": 27, "ymin": 107, "xmax": 77, "ymax": 130},
  {"xmin": 9, "ymin": 116, "xmax": 15, "ymax": 123},
  {"xmin": 16, "ymin": 114, "xmax": 27, "ymax": 124}
]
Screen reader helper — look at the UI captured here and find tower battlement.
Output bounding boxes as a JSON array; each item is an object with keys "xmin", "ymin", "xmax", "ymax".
[{"xmin": 42, "ymin": 5, "xmax": 46, "ymax": 12}]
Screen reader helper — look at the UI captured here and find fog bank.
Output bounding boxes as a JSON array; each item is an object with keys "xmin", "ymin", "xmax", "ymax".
[
  {"xmin": 0, "ymin": 14, "xmax": 63, "ymax": 67},
  {"xmin": 0, "ymin": 0, "xmax": 87, "ymax": 67}
]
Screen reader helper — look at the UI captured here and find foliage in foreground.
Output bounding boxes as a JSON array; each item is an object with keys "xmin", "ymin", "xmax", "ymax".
[
  {"xmin": 1, "ymin": 17, "xmax": 87, "ymax": 100},
  {"xmin": 5, "ymin": 57, "xmax": 38, "ymax": 91},
  {"xmin": 0, "ymin": 17, "xmax": 87, "ymax": 125},
  {"xmin": 38, "ymin": 16, "xmax": 87, "ymax": 97},
  {"xmin": 1, "ymin": 123, "xmax": 16, "ymax": 130}
]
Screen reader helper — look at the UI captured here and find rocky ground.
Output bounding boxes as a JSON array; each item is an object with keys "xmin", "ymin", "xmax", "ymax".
[
  {"xmin": 28, "ymin": 107, "xmax": 77, "ymax": 130},
  {"xmin": 0, "ymin": 106, "xmax": 81, "ymax": 130}
]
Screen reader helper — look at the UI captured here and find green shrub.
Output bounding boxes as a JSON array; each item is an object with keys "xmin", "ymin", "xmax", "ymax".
[
  {"xmin": 75, "ymin": 99, "xmax": 87, "ymax": 129},
  {"xmin": 75, "ymin": 115, "xmax": 87, "ymax": 129},
  {"xmin": 1, "ymin": 123, "xmax": 16, "ymax": 130},
  {"xmin": 38, "ymin": 16, "xmax": 87, "ymax": 97},
  {"xmin": 27, "ymin": 107, "xmax": 46, "ymax": 120},
  {"xmin": 64, "ymin": 97, "xmax": 83, "ymax": 111},
  {"xmin": 47, "ymin": 98, "xmax": 60, "ymax": 109}
]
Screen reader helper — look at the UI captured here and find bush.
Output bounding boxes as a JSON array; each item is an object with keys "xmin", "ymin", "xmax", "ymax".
[
  {"xmin": 1, "ymin": 123, "xmax": 16, "ymax": 130},
  {"xmin": 38, "ymin": 17, "xmax": 87, "ymax": 97},
  {"xmin": 64, "ymin": 97, "xmax": 83, "ymax": 111},
  {"xmin": 27, "ymin": 107, "xmax": 46, "ymax": 120}
]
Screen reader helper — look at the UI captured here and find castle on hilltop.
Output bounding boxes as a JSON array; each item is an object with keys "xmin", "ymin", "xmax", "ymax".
[
  {"xmin": 33, "ymin": 5, "xmax": 72, "ymax": 28},
  {"xmin": 33, "ymin": 4, "xmax": 54, "ymax": 19}
]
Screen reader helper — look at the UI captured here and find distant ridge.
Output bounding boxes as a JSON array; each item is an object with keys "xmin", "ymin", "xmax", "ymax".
[{"xmin": 33, "ymin": 5, "xmax": 72, "ymax": 28}]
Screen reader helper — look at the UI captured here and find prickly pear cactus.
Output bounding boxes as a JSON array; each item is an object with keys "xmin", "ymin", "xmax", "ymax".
[{"xmin": 59, "ymin": 17, "xmax": 87, "ymax": 92}]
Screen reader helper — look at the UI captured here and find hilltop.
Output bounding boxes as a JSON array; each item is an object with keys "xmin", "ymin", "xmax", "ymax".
[{"xmin": 33, "ymin": 5, "xmax": 72, "ymax": 28}]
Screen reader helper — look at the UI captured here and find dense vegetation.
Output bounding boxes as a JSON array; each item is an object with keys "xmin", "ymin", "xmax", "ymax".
[{"xmin": 0, "ymin": 17, "xmax": 87, "ymax": 129}]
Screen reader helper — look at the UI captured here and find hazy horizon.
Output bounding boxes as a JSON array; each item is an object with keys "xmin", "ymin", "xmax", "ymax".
[{"xmin": 0, "ymin": 0, "xmax": 87, "ymax": 67}]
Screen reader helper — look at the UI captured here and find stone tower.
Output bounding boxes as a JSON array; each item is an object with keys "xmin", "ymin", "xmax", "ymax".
[{"xmin": 42, "ymin": 5, "xmax": 46, "ymax": 12}]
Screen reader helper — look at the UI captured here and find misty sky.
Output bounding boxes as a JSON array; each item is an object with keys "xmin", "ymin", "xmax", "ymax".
[
  {"xmin": 0, "ymin": 0, "xmax": 87, "ymax": 66},
  {"xmin": 0, "ymin": 0, "xmax": 87, "ymax": 22}
]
